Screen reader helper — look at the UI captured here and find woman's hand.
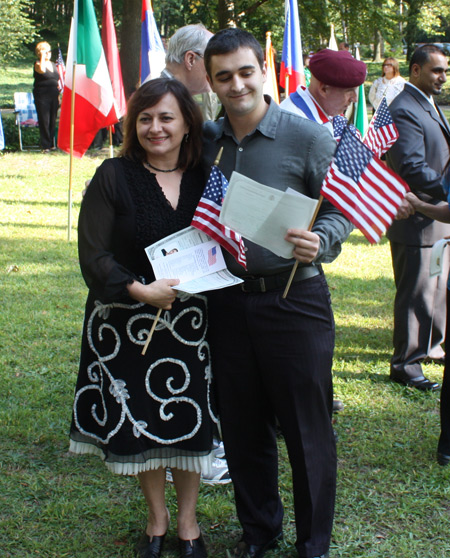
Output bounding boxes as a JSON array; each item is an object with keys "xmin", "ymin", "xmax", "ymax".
[
  {"xmin": 285, "ymin": 229, "xmax": 320, "ymax": 263},
  {"xmin": 127, "ymin": 279, "xmax": 180, "ymax": 310}
]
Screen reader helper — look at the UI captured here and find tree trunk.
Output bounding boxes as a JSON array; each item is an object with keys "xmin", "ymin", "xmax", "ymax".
[
  {"xmin": 218, "ymin": 0, "xmax": 236, "ymax": 29},
  {"xmin": 373, "ymin": 29, "xmax": 384, "ymax": 62},
  {"xmin": 405, "ymin": 0, "xmax": 421, "ymax": 60},
  {"xmin": 120, "ymin": 0, "xmax": 141, "ymax": 97}
]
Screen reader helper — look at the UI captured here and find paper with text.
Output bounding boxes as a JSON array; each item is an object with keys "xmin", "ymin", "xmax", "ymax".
[{"xmin": 220, "ymin": 172, "xmax": 319, "ymax": 258}]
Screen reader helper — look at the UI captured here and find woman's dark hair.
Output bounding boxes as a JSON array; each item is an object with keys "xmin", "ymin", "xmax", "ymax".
[
  {"xmin": 120, "ymin": 78, "xmax": 203, "ymax": 169},
  {"xmin": 204, "ymin": 28, "xmax": 264, "ymax": 77}
]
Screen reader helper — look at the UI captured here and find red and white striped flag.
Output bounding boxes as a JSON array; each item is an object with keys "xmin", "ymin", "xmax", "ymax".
[
  {"xmin": 191, "ymin": 165, "xmax": 247, "ymax": 268},
  {"xmin": 363, "ymin": 96, "xmax": 399, "ymax": 158},
  {"xmin": 56, "ymin": 46, "xmax": 66, "ymax": 92},
  {"xmin": 321, "ymin": 126, "xmax": 409, "ymax": 244}
]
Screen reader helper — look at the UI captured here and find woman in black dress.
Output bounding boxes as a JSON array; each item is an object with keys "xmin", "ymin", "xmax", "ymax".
[
  {"xmin": 70, "ymin": 79, "xmax": 214, "ymax": 558},
  {"xmin": 33, "ymin": 42, "xmax": 60, "ymax": 151}
]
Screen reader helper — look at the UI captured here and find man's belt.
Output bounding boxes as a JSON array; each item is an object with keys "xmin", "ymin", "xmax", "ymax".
[{"xmin": 240, "ymin": 266, "xmax": 320, "ymax": 293}]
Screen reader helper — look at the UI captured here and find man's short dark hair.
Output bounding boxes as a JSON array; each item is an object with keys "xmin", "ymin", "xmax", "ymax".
[
  {"xmin": 409, "ymin": 44, "xmax": 446, "ymax": 74},
  {"xmin": 204, "ymin": 28, "xmax": 264, "ymax": 77}
]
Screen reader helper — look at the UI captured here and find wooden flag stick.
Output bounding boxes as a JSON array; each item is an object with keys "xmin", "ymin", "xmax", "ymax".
[
  {"xmin": 108, "ymin": 126, "xmax": 114, "ymax": 159},
  {"xmin": 214, "ymin": 146, "xmax": 223, "ymax": 166},
  {"xmin": 67, "ymin": 62, "xmax": 77, "ymax": 241},
  {"xmin": 282, "ymin": 195, "xmax": 324, "ymax": 299},
  {"xmin": 141, "ymin": 308, "xmax": 162, "ymax": 356}
]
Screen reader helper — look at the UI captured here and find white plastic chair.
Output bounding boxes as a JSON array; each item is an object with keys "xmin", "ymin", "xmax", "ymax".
[{"xmin": 14, "ymin": 92, "xmax": 39, "ymax": 150}]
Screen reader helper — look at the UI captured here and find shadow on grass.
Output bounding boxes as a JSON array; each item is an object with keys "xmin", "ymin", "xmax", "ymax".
[
  {"xmin": 0, "ymin": 198, "xmax": 80, "ymax": 209},
  {"xmin": 343, "ymin": 233, "xmax": 391, "ymax": 247}
]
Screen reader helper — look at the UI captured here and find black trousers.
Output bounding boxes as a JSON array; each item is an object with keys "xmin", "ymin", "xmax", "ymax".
[
  {"xmin": 208, "ymin": 273, "xmax": 336, "ymax": 558},
  {"xmin": 390, "ymin": 242, "xmax": 447, "ymax": 380},
  {"xmin": 33, "ymin": 89, "xmax": 59, "ymax": 149},
  {"xmin": 439, "ymin": 290, "xmax": 450, "ymax": 455}
]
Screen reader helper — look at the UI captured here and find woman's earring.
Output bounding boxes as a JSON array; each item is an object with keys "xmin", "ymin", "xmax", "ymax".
[{"xmin": 185, "ymin": 133, "xmax": 189, "ymax": 143}]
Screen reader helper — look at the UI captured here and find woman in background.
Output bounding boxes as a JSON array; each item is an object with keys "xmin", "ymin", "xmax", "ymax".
[
  {"xmin": 369, "ymin": 57, "xmax": 405, "ymax": 111},
  {"xmin": 33, "ymin": 42, "xmax": 60, "ymax": 152}
]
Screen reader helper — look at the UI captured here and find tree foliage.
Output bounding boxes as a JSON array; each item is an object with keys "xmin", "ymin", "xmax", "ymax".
[
  {"xmin": 12, "ymin": 0, "xmax": 450, "ymax": 91},
  {"xmin": 0, "ymin": 0, "xmax": 37, "ymax": 64}
]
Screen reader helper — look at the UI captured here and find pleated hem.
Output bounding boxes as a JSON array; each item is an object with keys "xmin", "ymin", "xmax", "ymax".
[{"xmin": 69, "ymin": 439, "xmax": 213, "ymax": 476}]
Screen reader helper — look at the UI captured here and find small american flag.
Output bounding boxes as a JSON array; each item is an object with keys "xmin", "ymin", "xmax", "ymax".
[
  {"xmin": 363, "ymin": 97, "xmax": 399, "ymax": 158},
  {"xmin": 321, "ymin": 126, "xmax": 409, "ymax": 244},
  {"xmin": 56, "ymin": 47, "xmax": 66, "ymax": 92},
  {"xmin": 208, "ymin": 246, "xmax": 217, "ymax": 266},
  {"xmin": 332, "ymin": 115, "xmax": 361, "ymax": 143},
  {"xmin": 192, "ymin": 165, "xmax": 247, "ymax": 268}
]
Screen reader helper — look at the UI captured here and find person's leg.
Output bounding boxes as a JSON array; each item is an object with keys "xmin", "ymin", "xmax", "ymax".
[
  {"xmin": 33, "ymin": 93, "xmax": 53, "ymax": 150},
  {"xmin": 438, "ymin": 289, "xmax": 450, "ymax": 461},
  {"xmin": 48, "ymin": 91, "xmax": 59, "ymax": 148},
  {"xmin": 390, "ymin": 242, "xmax": 446, "ymax": 382},
  {"xmin": 171, "ymin": 469, "xmax": 202, "ymax": 540},
  {"xmin": 249, "ymin": 275, "xmax": 336, "ymax": 558},
  {"xmin": 208, "ymin": 287, "xmax": 283, "ymax": 546},
  {"xmin": 138, "ymin": 468, "xmax": 170, "ymax": 536}
]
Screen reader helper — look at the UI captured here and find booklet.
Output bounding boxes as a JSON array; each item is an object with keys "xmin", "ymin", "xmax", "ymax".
[
  {"xmin": 219, "ymin": 171, "xmax": 319, "ymax": 258},
  {"xmin": 145, "ymin": 226, "xmax": 243, "ymax": 294}
]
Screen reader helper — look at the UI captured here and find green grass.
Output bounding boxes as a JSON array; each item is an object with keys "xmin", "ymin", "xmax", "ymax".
[
  {"xmin": 1, "ymin": 152, "xmax": 450, "ymax": 558},
  {"xmin": 0, "ymin": 56, "xmax": 35, "ymax": 109}
]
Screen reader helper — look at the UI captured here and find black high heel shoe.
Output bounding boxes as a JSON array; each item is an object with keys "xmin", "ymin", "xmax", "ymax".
[
  {"xmin": 178, "ymin": 532, "xmax": 208, "ymax": 558},
  {"xmin": 136, "ymin": 532, "xmax": 166, "ymax": 558}
]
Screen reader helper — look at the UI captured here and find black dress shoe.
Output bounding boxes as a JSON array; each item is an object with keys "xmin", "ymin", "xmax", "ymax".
[
  {"xmin": 135, "ymin": 533, "xmax": 166, "ymax": 558},
  {"xmin": 232, "ymin": 533, "xmax": 283, "ymax": 558},
  {"xmin": 391, "ymin": 375, "xmax": 440, "ymax": 391},
  {"xmin": 179, "ymin": 532, "xmax": 208, "ymax": 558},
  {"xmin": 332, "ymin": 399, "xmax": 344, "ymax": 413},
  {"xmin": 437, "ymin": 452, "xmax": 450, "ymax": 466}
]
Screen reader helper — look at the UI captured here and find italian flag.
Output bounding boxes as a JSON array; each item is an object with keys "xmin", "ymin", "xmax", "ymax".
[{"xmin": 57, "ymin": 0, "xmax": 119, "ymax": 158}]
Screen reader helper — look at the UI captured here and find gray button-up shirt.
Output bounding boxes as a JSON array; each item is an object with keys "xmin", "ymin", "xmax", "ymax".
[{"xmin": 202, "ymin": 97, "xmax": 353, "ymax": 277}]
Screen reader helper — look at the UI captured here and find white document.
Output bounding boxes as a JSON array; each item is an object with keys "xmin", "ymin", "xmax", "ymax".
[
  {"xmin": 430, "ymin": 237, "xmax": 450, "ymax": 277},
  {"xmin": 145, "ymin": 226, "xmax": 243, "ymax": 293},
  {"xmin": 220, "ymin": 172, "xmax": 319, "ymax": 258}
]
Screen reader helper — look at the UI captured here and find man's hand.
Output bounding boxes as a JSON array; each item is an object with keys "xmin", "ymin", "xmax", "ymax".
[
  {"xmin": 285, "ymin": 229, "xmax": 320, "ymax": 263},
  {"xmin": 395, "ymin": 196, "xmax": 416, "ymax": 220}
]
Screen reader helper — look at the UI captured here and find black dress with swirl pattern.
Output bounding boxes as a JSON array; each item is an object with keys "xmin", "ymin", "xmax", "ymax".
[{"xmin": 69, "ymin": 158, "xmax": 215, "ymax": 475}]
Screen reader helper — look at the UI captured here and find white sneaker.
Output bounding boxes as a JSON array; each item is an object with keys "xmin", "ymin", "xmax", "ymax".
[
  {"xmin": 212, "ymin": 439, "xmax": 226, "ymax": 459},
  {"xmin": 201, "ymin": 456, "xmax": 232, "ymax": 485},
  {"xmin": 165, "ymin": 440, "xmax": 231, "ymax": 485}
]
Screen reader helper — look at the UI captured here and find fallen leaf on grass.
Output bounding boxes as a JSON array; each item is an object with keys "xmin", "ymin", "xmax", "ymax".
[{"xmin": 6, "ymin": 265, "xmax": 19, "ymax": 273}]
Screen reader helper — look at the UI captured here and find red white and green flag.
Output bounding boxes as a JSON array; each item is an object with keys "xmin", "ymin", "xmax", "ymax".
[{"xmin": 57, "ymin": 0, "xmax": 119, "ymax": 158}]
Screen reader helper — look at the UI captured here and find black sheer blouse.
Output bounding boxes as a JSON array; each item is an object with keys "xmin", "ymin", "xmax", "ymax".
[{"xmin": 78, "ymin": 157, "xmax": 206, "ymax": 303}]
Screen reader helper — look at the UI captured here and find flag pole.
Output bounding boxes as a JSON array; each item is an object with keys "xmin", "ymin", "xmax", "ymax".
[
  {"xmin": 282, "ymin": 194, "xmax": 323, "ymax": 299},
  {"xmin": 141, "ymin": 308, "xmax": 162, "ymax": 355},
  {"xmin": 108, "ymin": 126, "xmax": 114, "ymax": 158},
  {"xmin": 68, "ymin": 62, "xmax": 77, "ymax": 241}
]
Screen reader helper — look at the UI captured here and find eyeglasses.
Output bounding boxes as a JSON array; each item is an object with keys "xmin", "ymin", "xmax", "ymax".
[{"xmin": 382, "ymin": 63, "xmax": 393, "ymax": 67}]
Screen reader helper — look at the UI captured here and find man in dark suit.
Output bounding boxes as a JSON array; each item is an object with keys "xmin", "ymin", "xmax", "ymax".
[{"xmin": 386, "ymin": 44, "xmax": 450, "ymax": 390}]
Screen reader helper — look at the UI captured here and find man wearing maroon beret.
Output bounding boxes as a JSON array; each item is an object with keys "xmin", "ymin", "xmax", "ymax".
[
  {"xmin": 281, "ymin": 48, "xmax": 366, "ymax": 139},
  {"xmin": 281, "ymin": 49, "xmax": 366, "ymax": 414}
]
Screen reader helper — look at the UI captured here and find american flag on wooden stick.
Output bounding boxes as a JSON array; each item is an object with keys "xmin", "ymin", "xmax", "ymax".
[
  {"xmin": 56, "ymin": 46, "xmax": 66, "ymax": 92},
  {"xmin": 332, "ymin": 115, "xmax": 361, "ymax": 142},
  {"xmin": 321, "ymin": 126, "xmax": 409, "ymax": 244},
  {"xmin": 191, "ymin": 165, "xmax": 247, "ymax": 268},
  {"xmin": 363, "ymin": 97, "xmax": 399, "ymax": 158}
]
